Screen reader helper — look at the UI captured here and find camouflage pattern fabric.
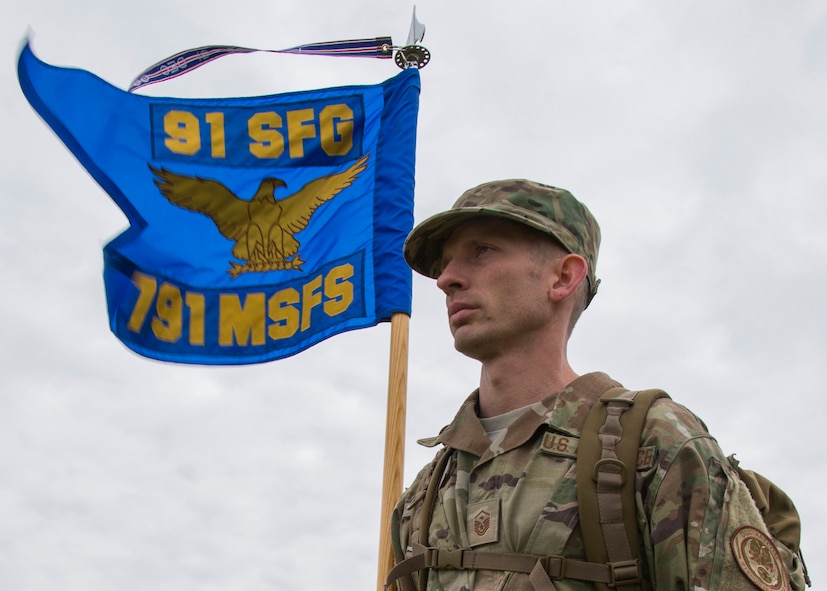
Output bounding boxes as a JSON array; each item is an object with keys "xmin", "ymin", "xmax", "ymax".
[
  {"xmin": 390, "ymin": 372, "xmax": 797, "ymax": 591},
  {"xmin": 402, "ymin": 180, "xmax": 602, "ymax": 306}
]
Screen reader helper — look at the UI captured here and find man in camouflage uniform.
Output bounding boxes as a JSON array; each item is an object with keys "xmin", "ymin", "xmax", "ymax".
[{"xmin": 388, "ymin": 180, "xmax": 805, "ymax": 591}]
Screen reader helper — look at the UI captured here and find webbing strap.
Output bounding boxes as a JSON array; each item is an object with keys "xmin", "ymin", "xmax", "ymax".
[
  {"xmin": 596, "ymin": 391, "xmax": 640, "ymax": 578},
  {"xmin": 577, "ymin": 388, "xmax": 669, "ymax": 591},
  {"xmin": 384, "ymin": 546, "xmax": 644, "ymax": 590},
  {"xmin": 416, "ymin": 448, "xmax": 453, "ymax": 590}
]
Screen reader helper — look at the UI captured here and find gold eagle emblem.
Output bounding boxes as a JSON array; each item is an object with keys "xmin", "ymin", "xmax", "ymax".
[{"xmin": 149, "ymin": 155, "xmax": 369, "ymax": 277}]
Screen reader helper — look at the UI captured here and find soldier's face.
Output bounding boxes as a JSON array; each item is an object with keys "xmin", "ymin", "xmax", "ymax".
[{"xmin": 435, "ymin": 218, "xmax": 559, "ymax": 361}]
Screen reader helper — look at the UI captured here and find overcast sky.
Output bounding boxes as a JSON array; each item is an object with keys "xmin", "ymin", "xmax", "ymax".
[{"xmin": 3, "ymin": 1, "xmax": 826, "ymax": 590}]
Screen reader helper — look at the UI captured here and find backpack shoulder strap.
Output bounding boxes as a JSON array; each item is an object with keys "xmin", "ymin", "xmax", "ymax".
[{"xmin": 575, "ymin": 387, "xmax": 670, "ymax": 591}]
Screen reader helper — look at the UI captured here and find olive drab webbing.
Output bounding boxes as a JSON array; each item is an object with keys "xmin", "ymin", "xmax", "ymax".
[
  {"xmin": 575, "ymin": 388, "xmax": 668, "ymax": 591},
  {"xmin": 416, "ymin": 447, "xmax": 453, "ymax": 590}
]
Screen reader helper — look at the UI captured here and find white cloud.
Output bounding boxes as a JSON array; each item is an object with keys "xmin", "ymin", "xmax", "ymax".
[{"xmin": 2, "ymin": 1, "xmax": 825, "ymax": 589}]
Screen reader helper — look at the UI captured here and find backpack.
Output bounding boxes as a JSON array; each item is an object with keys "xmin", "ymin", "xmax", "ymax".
[{"xmin": 577, "ymin": 387, "xmax": 811, "ymax": 591}]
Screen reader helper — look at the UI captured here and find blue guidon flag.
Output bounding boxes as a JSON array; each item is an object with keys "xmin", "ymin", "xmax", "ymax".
[{"xmin": 17, "ymin": 42, "xmax": 420, "ymax": 365}]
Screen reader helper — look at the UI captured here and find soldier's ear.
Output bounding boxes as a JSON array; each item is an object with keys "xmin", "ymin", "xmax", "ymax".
[{"xmin": 549, "ymin": 254, "xmax": 588, "ymax": 303}]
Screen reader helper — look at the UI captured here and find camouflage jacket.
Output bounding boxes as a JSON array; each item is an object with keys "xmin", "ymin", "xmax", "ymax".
[{"xmin": 390, "ymin": 372, "xmax": 795, "ymax": 591}]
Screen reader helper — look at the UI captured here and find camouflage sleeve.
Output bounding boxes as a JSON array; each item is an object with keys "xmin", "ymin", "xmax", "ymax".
[
  {"xmin": 639, "ymin": 400, "xmax": 788, "ymax": 591},
  {"xmin": 637, "ymin": 399, "xmax": 725, "ymax": 589},
  {"xmin": 646, "ymin": 441, "xmax": 724, "ymax": 586}
]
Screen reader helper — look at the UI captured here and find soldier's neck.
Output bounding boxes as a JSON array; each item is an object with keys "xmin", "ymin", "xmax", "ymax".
[{"xmin": 477, "ymin": 352, "xmax": 577, "ymax": 418}]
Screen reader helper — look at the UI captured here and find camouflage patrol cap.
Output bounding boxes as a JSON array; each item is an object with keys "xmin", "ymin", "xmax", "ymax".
[{"xmin": 404, "ymin": 179, "xmax": 602, "ymax": 305}]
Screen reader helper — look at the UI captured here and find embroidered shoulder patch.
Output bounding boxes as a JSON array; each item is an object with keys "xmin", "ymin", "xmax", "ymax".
[{"xmin": 730, "ymin": 525, "xmax": 790, "ymax": 591}]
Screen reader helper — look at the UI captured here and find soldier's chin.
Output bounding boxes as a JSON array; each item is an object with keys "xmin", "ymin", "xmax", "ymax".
[{"xmin": 452, "ymin": 330, "xmax": 489, "ymax": 361}]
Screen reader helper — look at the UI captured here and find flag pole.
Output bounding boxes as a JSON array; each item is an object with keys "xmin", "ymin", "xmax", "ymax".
[{"xmin": 377, "ymin": 311, "xmax": 409, "ymax": 591}]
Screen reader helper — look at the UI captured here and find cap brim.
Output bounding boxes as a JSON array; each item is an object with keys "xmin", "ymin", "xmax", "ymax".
[{"xmin": 403, "ymin": 206, "xmax": 559, "ymax": 278}]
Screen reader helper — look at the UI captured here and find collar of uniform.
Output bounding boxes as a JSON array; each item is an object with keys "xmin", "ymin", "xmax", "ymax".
[
  {"xmin": 417, "ymin": 372, "xmax": 622, "ymax": 461},
  {"xmin": 545, "ymin": 371, "xmax": 622, "ymax": 437}
]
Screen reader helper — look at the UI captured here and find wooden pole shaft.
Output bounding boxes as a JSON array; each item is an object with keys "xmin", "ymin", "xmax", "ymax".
[{"xmin": 376, "ymin": 312, "xmax": 410, "ymax": 591}]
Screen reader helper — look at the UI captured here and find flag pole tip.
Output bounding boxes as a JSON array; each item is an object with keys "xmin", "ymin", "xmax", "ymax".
[{"xmin": 394, "ymin": 45, "xmax": 430, "ymax": 70}]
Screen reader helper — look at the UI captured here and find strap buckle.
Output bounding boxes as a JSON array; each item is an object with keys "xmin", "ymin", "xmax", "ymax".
[
  {"xmin": 607, "ymin": 559, "xmax": 642, "ymax": 587},
  {"xmin": 601, "ymin": 397, "xmax": 635, "ymax": 408},
  {"xmin": 424, "ymin": 548, "xmax": 464, "ymax": 570},
  {"xmin": 540, "ymin": 555, "xmax": 567, "ymax": 579},
  {"xmin": 592, "ymin": 458, "xmax": 627, "ymax": 485}
]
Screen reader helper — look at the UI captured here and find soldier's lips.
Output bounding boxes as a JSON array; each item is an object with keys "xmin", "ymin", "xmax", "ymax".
[{"xmin": 447, "ymin": 303, "xmax": 477, "ymax": 326}]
